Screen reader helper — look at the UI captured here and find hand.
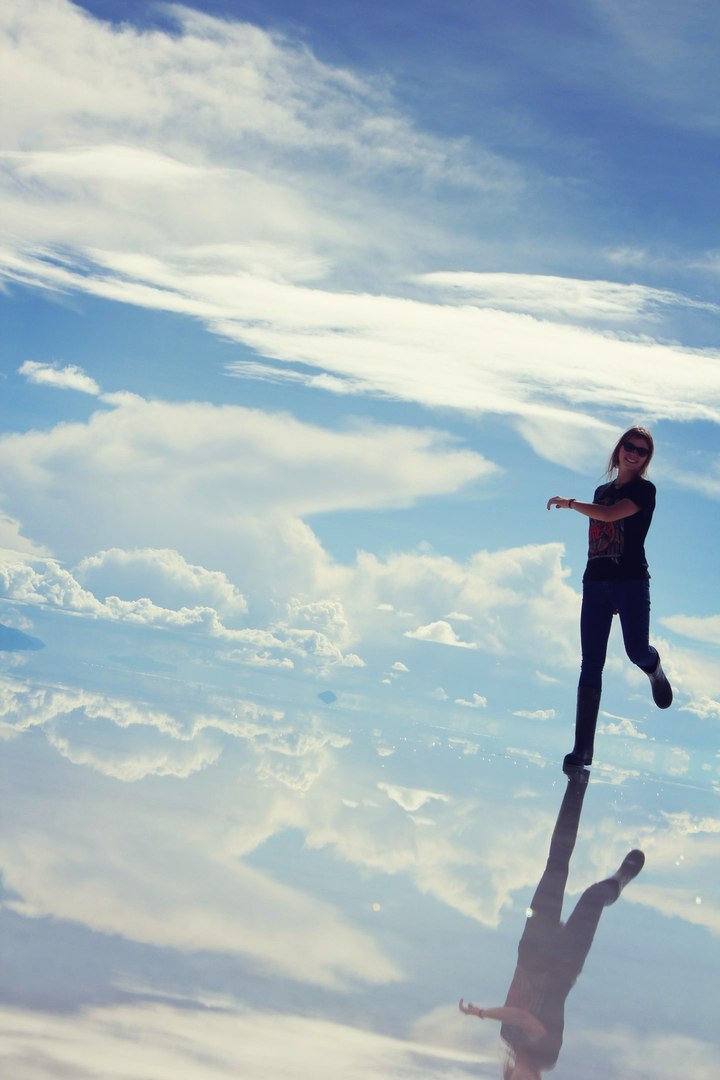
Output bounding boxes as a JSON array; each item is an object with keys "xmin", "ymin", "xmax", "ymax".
[
  {"xmin": 459, "ymin": 998, "xmax": 483, "ymax": 1017},
  {"xmin": 547, "ymin": 496, "xmax": 571, "ymax": 510}
]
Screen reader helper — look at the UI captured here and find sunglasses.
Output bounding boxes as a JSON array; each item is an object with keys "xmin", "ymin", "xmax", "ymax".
[{"xmin": 622, "ymin": 440, "xmax": 650, "ymax": 458}]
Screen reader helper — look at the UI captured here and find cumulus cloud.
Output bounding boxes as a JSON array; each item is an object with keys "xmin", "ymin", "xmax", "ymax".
[
  {"xmin": 0, "ymin": 556, "xmax": 363, "ymax": 672},
  {"xmin": 0, "ymin": 672, "xmax": 404, "ymax": 988},
  {"xmin": 0, "ymin": 674, "xmax": 285, "ymax": 781},
  {"xmin": 599, "ymin": 714, "xmax": 648, "ymax": 740},
  {"xmin": 404, "ymin": 620, "xmax": 478, "ymax": 649},
  {"xmin": 349, "ymin": 543, "xmax": 580, "ymax": 667},
  {"xmin": 0, "ymin": 395, "xmax": 493, "ymax": 613},
  {"xmin": 0, "ymin": 533, "xmax": 584, "ymax": 681},
  {"xmin": 75, "ymin": 547, "xmax": 248, "ymax": 620}
]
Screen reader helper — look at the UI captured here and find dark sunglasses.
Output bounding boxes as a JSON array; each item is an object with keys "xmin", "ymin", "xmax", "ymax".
[{"xmin": 622, "ymin": 440, "xmax": 650, "ymax": 458}]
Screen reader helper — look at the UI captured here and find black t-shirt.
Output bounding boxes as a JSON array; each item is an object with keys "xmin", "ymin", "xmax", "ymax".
[
  {"xmin": 583, "ymin": 477, "xmax": 655, "ymax": 582},
  {"xmin": 501, "ymin": 962, "xmax": 568, "ymax": 1069}
]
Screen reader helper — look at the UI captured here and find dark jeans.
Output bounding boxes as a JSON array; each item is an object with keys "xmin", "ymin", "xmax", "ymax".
[{"xmin": 579, "ymin": 578, "xmax": 657, "ymax": 691}]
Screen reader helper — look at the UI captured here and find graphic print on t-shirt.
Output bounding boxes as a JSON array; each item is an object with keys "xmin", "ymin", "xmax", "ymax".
[{"xmin": 588, "ymin": 516, "xmax": 624, "ymax": 562}]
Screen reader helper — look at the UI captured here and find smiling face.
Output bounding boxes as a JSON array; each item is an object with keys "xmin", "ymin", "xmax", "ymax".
[
  {"xmin": 619, "ymin": 435, "xmax": 651, "ymax": 475},
  {"xmin": 609, "ymin": 427, "xmax": 654, "ymax": 479}
]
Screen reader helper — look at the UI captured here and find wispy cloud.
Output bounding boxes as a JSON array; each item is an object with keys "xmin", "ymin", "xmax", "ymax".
[
  {"xmin": 18, "ymin": 359, "xmax": 101, "ymax": 394},
  {"xmin": 4, "ymin": 248, "xmax": 720, "ymax": 466},
  {"xmin": 661, "ymin": 613, "xmax": 720, "ymax": 645},
  {"xmin": 1, "ymin": 3, "xmax": 719, "ymax": 476},
  {"xmin": 415, "ymin": 271, "xmax": 718, "ymax": 322},
  {"xmin": 0, "ymin": 1001, "xmax": 486, "ymax": 1080}
]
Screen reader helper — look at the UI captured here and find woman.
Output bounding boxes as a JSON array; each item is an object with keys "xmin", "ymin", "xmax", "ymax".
[
  {"xmin": 459, "ymin": 772, "xmax": 646, "ymax": 1079},
  {"xmin": 546, "ymin": 426, "xmax": 672, "ymax": 772}
]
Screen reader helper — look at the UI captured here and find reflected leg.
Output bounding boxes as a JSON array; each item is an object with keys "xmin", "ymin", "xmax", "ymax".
[
  {"xmin": 527, "ymin": 773, "xmax": 589, "ymax": 924},
  {"xmin": 558, "ymin": 881, "xmax": 612, "ymax": 980},
  {"xmin": 560, "ymin": 850, "xmax": 645, "ymax": 980}
]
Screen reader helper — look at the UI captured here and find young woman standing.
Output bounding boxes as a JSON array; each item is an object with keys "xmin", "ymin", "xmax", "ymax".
[{"xmin": 546, "ymin": 427, "xmax": 672, "ymax": 772}]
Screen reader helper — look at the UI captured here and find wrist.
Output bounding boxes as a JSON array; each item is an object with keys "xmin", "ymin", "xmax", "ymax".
[{"xmin": 567, "ymin": 499, "xmax": 575, "ymax": 510}]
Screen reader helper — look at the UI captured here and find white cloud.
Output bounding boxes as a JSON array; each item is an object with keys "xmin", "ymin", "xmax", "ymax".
[
  {"xmin": 0, "ymin": 515, "xmax": 50, "ymax": 557},
  {"xmin": 0, "ymin": 1002, "xmax": 485, "ymax": 1080},
  {"xmin": 581, "ymin": 1024, "xmax": 719, "ymax": 1080},
  {"xmin": 0, "ymin": 532, "xmax": 584, "ymax": 681},
  {"xmin": 455, "ymin": 694, "xmax": 488, "ymax": 709},
  {"xmin": 0, "ymin": 674, "xmax": 285, "ymax": 781},
  {"xmin": 352, "ymin": 543, "xmax": 579, "ymax": 667},
  {"xmin": 535, "ymin": 670, "xmax": 561, "ymax": 685},
  {"xmin": 512, "ymin": 708, "xmax": 555, "ymax": 720},
  {"xmin": 0, "ymin": 3, "xmax": 718, "ymax": 477},
  {"xmin": 18, "ymin": 358, "xmax": 101, "ymax": 394},
  {"xmin": 661, "ymin": 613, "xmax": 720, "ymax": 645},
  {"xmin": 0, "ymin": 556, "xmax": 363, "ymax": 672},
  {"xmin": 0, "ymin": 395, "xmax": 492, "ymax": 584},
  {"xmin": 662, "ymin": 457, "xmax": 720, "ymax": 501},
  {"xmin": 75, "ymin": 547, "xmax": 248, "ymax": 619},
  {"xmin": 415, "ymin": 271, "xmax": 717, "ymax": 322},
  {"xmin": 598, "ymin": 714, "xmax": 648, "ymax": 740},
  {"xmin": 405, "ymin": 620, "xmax": 478, "ymax": 649},
  {"xmin": 0, "ymin": 1, "xmax": 513, "ymax": 285},
  {"xmin": 1, "ymin": 683, "xmax": 399, "ymax": 989},
  {"xmin": 658, "ymin": 645, "xmax": 720, "ymax": 718},
  {"xmin": 6, "ymin": 247, "xmax": 720, "ymax": 465},
  {"xmin": 377, "ymin": 782, "xmax": 450, "ymax": 814}
]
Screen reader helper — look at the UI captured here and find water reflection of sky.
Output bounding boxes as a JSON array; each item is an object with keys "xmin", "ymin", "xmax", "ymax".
[
  {"xmin": 1, "ymin": 599, "xmax": 717, "ymax": 1079},
  {"xmin": 2, "ymin": 2, "xmax": 720, "ymax": 1077}
]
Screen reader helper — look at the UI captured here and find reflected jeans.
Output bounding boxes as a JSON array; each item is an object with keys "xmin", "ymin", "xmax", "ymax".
[
  {"xmin": 519, "ymin": 777, "xmax": 610, "ymax": 985},
  {"xmin": 579, "ymin": 578, "xmax": 657, "ymax": 691}
]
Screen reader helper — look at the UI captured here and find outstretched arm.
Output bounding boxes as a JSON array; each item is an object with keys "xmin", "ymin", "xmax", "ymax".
[
  {"xmin": 458, "ymin": 1000, "xmax": 546, "ymax": 1038},
  {"xmin": 546, "ymin": 496, "xmax": 639, "ymax": 522}
]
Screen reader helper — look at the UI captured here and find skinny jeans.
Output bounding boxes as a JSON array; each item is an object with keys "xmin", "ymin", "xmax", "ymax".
[{"xmin": 578, "ymin": 578, "xmax": 657, "ymax": 691}]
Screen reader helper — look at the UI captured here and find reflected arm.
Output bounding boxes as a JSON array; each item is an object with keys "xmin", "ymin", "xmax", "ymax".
[{"xmin": 459, "ymin": 1000, "xmax": 546, "ymax": 1038}]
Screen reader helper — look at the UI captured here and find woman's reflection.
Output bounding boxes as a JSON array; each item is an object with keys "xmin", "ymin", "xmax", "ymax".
[{"xmin": 460, "ymin": 771, "xmax": 644, "ymax": 1078}]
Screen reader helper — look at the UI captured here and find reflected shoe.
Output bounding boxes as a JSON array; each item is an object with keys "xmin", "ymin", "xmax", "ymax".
[
  {"xmin": 563, "ymin": 686, "xmax": 601, "ymax": 774},
  {"xmin": 604, "ymin": 849, "xmax": 645, "ymax": 902},
  {"xmin": 644, "ymin": 653, "xmax": 673, "ymax": 709}
]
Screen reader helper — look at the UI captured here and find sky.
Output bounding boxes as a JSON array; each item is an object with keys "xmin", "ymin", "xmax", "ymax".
[{"xmin": 1, "ymin": 2, "xmax": 719, "ymax": 1077}]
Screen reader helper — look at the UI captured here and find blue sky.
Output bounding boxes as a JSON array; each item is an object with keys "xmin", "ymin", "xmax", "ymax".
[{"xmin": 1, "ymin": 2, "xmax": 719, "ymax": 1077}]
